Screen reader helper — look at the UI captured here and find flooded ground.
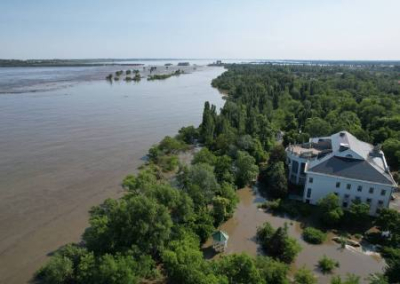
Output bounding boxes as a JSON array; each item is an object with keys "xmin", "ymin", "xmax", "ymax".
[
  {"xmin": 205, "ymin": 187, "xmax": 386, "ymax": 283},
  {"xmin": 0, "ymin": 66, "xmax": 225, "ymax": 284}
]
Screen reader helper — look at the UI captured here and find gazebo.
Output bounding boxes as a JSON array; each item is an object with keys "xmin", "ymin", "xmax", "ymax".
[{"xmin": 212, "ymin": 230, "xmax": 229, "ymax": 252}]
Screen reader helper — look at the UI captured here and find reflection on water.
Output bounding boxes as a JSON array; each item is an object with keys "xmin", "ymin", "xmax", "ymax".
[
  {"xmin": 0, "ymin": 67, "xmax": 225, "ymax": 284},
  {"xmin": 207, "ymin": 186, "xmax": 385, "ymax": 284}
]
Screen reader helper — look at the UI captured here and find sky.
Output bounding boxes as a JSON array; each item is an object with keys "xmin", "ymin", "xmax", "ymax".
[{"xmin": 1, "ymin": 0, "xmax": 399, "ymax": 60}]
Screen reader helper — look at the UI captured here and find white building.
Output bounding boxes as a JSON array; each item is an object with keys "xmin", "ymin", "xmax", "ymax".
[{"xmin": 286, "ymin": 131, "xmax": 398, "ymax": 215}]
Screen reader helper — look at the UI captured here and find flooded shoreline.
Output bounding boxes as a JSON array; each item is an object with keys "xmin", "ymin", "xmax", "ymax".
[
  {"xmin": 204, "ymin": 187, "xmax": 385, "ymax": 283},
  {"xmin": 0, "ymin": 67, "xmax": 225, "ymax": 283}
]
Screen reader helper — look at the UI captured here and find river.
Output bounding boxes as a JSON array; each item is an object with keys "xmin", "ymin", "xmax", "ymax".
[{"xmin": 0, "ymin": 66, "xmax": 225, "ymax": 283}]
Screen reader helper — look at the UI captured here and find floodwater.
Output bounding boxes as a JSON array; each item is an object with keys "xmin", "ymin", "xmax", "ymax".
[
  {"xmin": 0, "ymin": 66, "xmax": 225, "ymax": 284},
  {"xmin": 208, "ymin": 187, "xmax": 386, "ymax": 284}
]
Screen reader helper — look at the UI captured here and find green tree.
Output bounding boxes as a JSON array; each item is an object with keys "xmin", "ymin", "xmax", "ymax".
[
  {"xmin": 318, "ymin": 193, "xmax": 344, "ymax": 226},
  {"xmin": 215, "ymin": 254, "xmax": 264, "ymax": 284},
  {"xmin": 192, "ymin": 148, "xmax": 217, "ymax": 166},
  {"xmin": 294, "ymin": 267, "xmax": 317, "ymax": 284},
  {"xmin": 318, "ymin": 255, "xmax": 339, "ymax": 274},
  {"xmin": 304, "ymin": 117, "xmax": 332, "ymax": 137},
  {"xmin": 255, "ymin": 256, "xmax": 289, "ymax": 284},
  {"xmin": 83, "ymin": 195, "xmax": 172, "ymax": 255},
  {"xmin": 36, "ymin": 256, "xmax": 74, "ymax": 284},
  {"xmin": 264, "ymin": 161, "xmax": 288, "ymax": 199},
  {"xmin": 234, "ymin": 151, "xmax": 259, "ymax": 188}
]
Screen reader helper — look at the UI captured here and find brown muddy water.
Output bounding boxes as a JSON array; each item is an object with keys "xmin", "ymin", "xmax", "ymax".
[
  {"xmin": 0, "ymin": 66, "xmax": 225, "ymax": 284},
  {"xmin": 205, "ymin": 187, "xmax": 386, "ymax": 284}
]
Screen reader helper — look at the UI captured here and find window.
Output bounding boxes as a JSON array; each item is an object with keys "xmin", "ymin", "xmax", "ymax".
[
  {"xmin": 378, "ymin": 200, "xmax": 384, "ymax": 206},
  {"xmin": 381, "ymin": 189, "xmax": 386, "ymax": 196},
  {"xmin": 300, "ymin": 163, "xmax": 306, "ymax": 175},
  {"xmin": 369, "ymin": 187, "xmax": 374, "ymax": 194},
  {"xmin": 357, "ymin": 186, "xmax": 362, "ymax": 192},
  {"xmin": 344, "ymin": 194, "xmax": 350, "ymax": 199},
  {"xmin": 354, "ymin": 196, "xmax": 361, "ymax": 203},
  {"xmin": 347, "ymin": 184, "xmax": 351, "ymax": 190},
  {"xmin": 336, "ymin": 182, "xmax": 341, "ymax": 188},
  {"xmin": 366, "ymin": 198, "xmax": 372, "ymax": 204},
  {"xmin": 309, "ymin": 177, "xmax": 313, "ymax": 183},
  {"xmin": 343, "ymin": 202, "xmax": 348, "ymax": 208},
  {"xmin": 334, "ymin": 192, "xmax": 339, "ymax": 197},
  {"xmin": 292, "ymin": 161, "xmax": 299, "ymax": 174},
  {"xmin": 306, "ymin": 188, "xmax": 312, "ymax": 198}
]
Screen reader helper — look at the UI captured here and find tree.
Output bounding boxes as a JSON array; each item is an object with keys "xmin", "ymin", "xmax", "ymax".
[
  {"xmin": 382, "ymin": 138, "xmax": 400, "ymax": 170},
  {"xmin": 302, "ymin": 227, "xmax": 327, "ymax": 244},
  {"xmin": 257, "ymin": 222, "xmax": 301, "ymax": 263},
  {"xmin": 36, "ymin": 255, "xmax": 74, "ymax": 284},
  {"xmin": 304, "ymin": 117, "xmax": 332, "ymax": 137},
  {"xmin": 192, "ymin": 148, "xmax": 217, "ymax": 166},
  {"xmin": 264, "ymin": 161, "xmax": 288, "ymax": 199},
  {"xmin": 234, "ymin": 151, "xmax": 259, "ymax": 188},
  {"xmin": 255, "ymin": 256, "xmax": 289, "ymax": 284},
  {"xmin": 269, "ymin": 144, "xmax": 287, "ymax": 164},
  {"xmin": 94, "ymin": 254, "xmax": 139, "ymax": 284},
  {"xmin": 215, "ymin": 254, "xmax": 264, "ymax": 284},
  {"xmin": 211, "ymin": 196, "xmax": 230, "ymax": 226},
  {"xmin": 294, "ymin": 267, "xmax": 317, "ymax": 284},
  {"xmin": 318, "ymin": 193, "xmax": 344, "ymax": 226},
  {"xmin": 376, "ymin": 208, "xmax": 400, "ymax": 243},
  {"xmin": 348, "ymin": 200, "xmax": 370, "ymax": 225},
  {"xmin": 182, "ymin": 163, "xmax": 220, "ymax": 203},
  {"xmin": 83, "ymin": 195, "xmax": 172, "ymax": 255},
  {"xmin": 318, "ymin": 255, "xmax": 339, "ymax": 274},
  {"xmin": 330, "ymin": 274, "xmax": 360, "ymax": 284}
]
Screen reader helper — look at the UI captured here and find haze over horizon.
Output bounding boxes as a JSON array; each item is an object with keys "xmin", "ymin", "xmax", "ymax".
[{"xmin": 1, "ymin": 0, "xmax": 400, "ymax": 60}]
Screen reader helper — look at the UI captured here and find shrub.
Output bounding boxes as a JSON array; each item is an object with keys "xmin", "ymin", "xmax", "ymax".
[
  {"xmin": 294, "ymin": 266, "xmax": 317, "ymax": 284},
  {"xmin": 318, "ymin": 255, "xmax": 339, "ymax": 274},
  {"xmin": 302, "ymin": 227, "xmax": 327, "ymax": 244}
]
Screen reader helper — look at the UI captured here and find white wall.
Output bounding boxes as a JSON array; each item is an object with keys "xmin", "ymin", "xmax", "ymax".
[{"xmin": 303, "ymin": 172, "xmax": 393, "ymax": 215}]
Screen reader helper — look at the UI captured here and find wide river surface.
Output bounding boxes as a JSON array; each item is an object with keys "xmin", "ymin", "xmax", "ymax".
[{"xmin": 0, "ymin": 66, "xmax": 225, "ymax": 283}]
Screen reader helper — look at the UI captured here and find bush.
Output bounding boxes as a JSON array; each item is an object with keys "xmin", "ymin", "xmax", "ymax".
[
  {"xmin": 294, "ymin": 266, "xmax": 317, "ymax": 284},
  {"xmin": 257, "ymin": 222, "xmax": 302, "ymax": 263},
  {"xmin": 158, "ymin": 155, "xmax": 179, "ymax": 172},
  {"xmin": 302, "ymin": 227, "xmax": 327, "ymax": 244},
  {"xmin": 318, "ymin": 255, "xmax": 339, "ymax": 274}
]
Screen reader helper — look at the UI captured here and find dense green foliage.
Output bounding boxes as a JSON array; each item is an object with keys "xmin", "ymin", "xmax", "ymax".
[
  {"xmin": 318, "ymin": 255, "xmax": 339, "ymax": 274},
  {"xmin": 318, "ymin": 193, "xmax": 344, "ymax": 226},
  {"xmin": 37, "ymin": 63, "xmax": 400, "ymax": 283},
  {"xmin": 302, "ymin": 227, "xmax": 327, "ymax": 244},
  {"xmin": 257, "ymin": 222, "xmax": 302, "ymax": 263}
]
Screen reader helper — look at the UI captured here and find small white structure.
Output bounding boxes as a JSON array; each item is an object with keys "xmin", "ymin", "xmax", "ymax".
[
  {"xmin": 286, "ymin": 131, "xmax": 398, "ymax": 215},
  {"xmin": 212, "ymin": 230, "xmax": 229, "ymax": 252}
]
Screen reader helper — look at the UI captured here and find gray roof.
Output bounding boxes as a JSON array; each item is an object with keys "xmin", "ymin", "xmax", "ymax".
[
  {"xmin": 307, "ymin": 131, "xmax": 397, "ymax": 186},
  {"xmin": 308, "ymin": 155, "xmax": 393, "ymax": 185}
]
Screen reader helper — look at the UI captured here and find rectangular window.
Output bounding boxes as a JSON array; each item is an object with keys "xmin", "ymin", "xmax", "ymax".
[
  {"xmin": 300, "ymin": 163, "xmax": 306, "ymax": 175},
  {"xmin": 334, "ymin": 192, "xmax": 339, "ymax": 197},
  {"xmin": 292, "ymin": 161, "xmax": 299, "ymax": 174},
  {"xmin": 344, "ymin": 194, "xmax": 350, "ymax": 199},
  {"xmin": 366, "ymin": 198, "xmax": 372, "ymax": 204},
  {"xmin": 378, "ymin": 200, "xmax": 384, "ymax": 206},
  {"xmin": 336, "ymin": 182, "xmax": 341, "ymax": 188},
  {"xmin": 309, "ymin": 177, "xmax": 313, "ymax": 183},
  {"xmin": 381, "ymin": 189, "xmax": 386, "ymax": 196},
  {"xmin": 343, "ymin": 202, "xmax": 348, "ymax": 208},
  {"xmin": 347, "ymin": 184, "xmax": 351, "ymax": 190},
  {"xmin": 369, "ymin": 187, "xmax": 374, "ymax": 194},
  {"xmin": 357, "ymin": 186, "xmax": 362, "ymax": 192},
  {"xmin": 307, "ymin": 188, "xmax": 312, "ymax": 198},
  {"xmin": 355, "ymin": 196, "xmax": 361, "ymax": 202}
]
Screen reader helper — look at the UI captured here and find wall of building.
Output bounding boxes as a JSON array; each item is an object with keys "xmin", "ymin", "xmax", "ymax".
[{"xmin": 303, "ymin": 173, "xmax": 393, "ymax": 215}]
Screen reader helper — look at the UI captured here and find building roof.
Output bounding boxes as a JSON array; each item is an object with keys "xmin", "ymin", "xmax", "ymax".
[
  {"xmin": 306, "ymin": 131, "xmax": 397, "ymax": 186},
  {"xmin": 308, "ymin": 156, "xmax": 394, "ymax": 185},
  {"xmin": 212, "ymin": 230, "xmax": 229, "ymax": 242}
]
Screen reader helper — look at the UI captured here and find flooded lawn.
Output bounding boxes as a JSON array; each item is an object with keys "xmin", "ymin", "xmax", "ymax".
[{"xmin": 204, "ymin": 187, "xmax": 386, "ymax": 283}]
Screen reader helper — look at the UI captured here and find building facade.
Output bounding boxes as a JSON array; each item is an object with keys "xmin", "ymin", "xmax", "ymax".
[{"xmin": 286, "ymin": 131, "xmax": 397, "ymax": 215}]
